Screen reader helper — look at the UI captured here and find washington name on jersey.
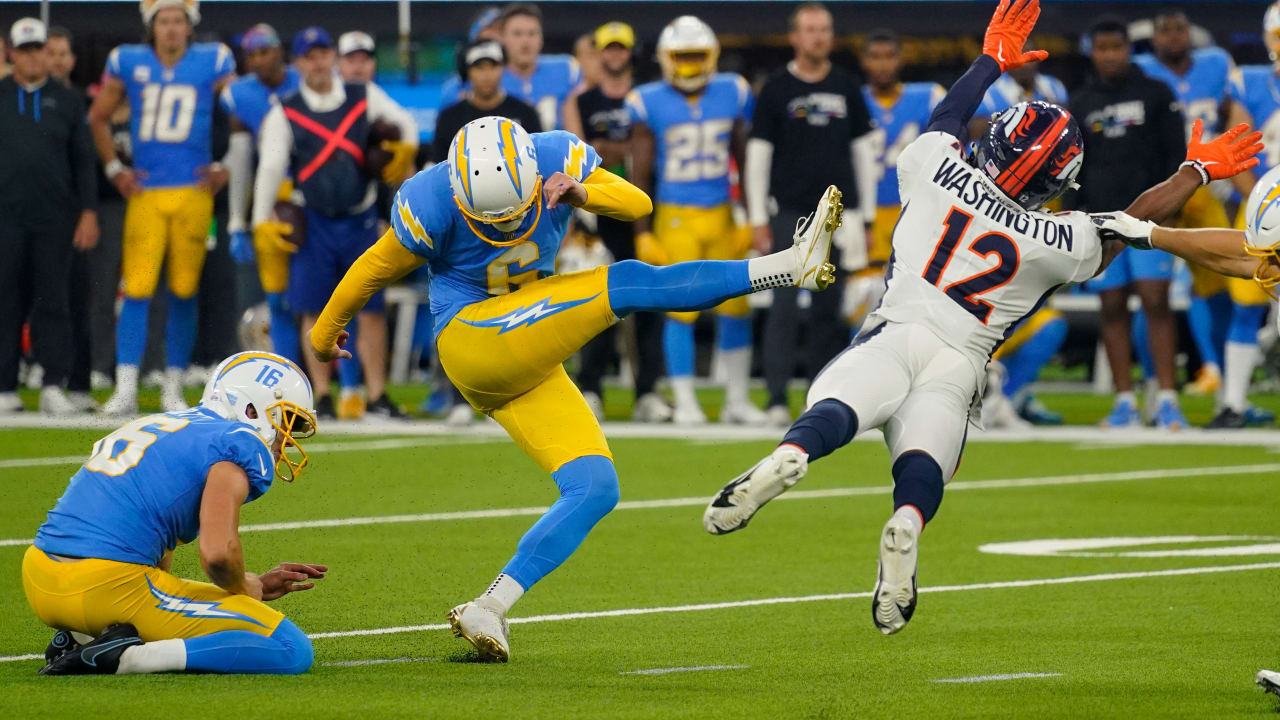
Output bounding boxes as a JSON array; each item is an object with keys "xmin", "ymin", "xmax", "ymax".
[{"xmin": 868, "ymin": 131, "xmax": 1101, "ymax": 382}]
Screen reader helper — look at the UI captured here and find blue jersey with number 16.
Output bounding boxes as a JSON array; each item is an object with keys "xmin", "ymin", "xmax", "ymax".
[
  {"xmin": 108, "ymin": 42, "xmax": 235, "ymax": 188},
  {"xmin": 34, "ymin": 407, "xmax": 275, "ymax": 567}
]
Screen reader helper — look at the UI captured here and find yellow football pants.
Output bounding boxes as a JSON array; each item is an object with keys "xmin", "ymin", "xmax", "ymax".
[
  {"xmin": 122, "ymin": 187, "xmax": 213, "ymax": 299},
  {"xmin": 993, "ymin": 308, "xmax": 1062, "ymax": 361},
  {"xmin": 436, "ymin": 267, "xmax": 615, "ymax": 472},
  {"xmin": 653, "ymin": 204, "xmax": 748, "ymax": 321},
  {"xmin": 869, "ymin": 205, "xmax": 900, "ymax": 267},
  {"xmin": 22, "ymin": 546, "xmax": 282, "ymax": 641}
]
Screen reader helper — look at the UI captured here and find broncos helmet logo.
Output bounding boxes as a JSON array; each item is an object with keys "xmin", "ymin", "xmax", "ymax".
[
  {"xmin": 1008, "ymin": 105, "xmax": 1039, "ymax": 143},
  {"xmin": 1049, "ymin": 143, "xmax": 1083, "ymax": 177}
]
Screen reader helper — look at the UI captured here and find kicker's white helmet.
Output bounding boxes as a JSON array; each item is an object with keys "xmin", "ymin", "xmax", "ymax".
[
  {"xmin": 1267, "ymin": 3, "xmax": 1280, "ymax": 63},
  {"xmin": 657, "ymin": 16, "xmax": 719, "ymax": 93},
  {"xmin": 1243, "ymin": 164, "xmax": 1280, "ymax": 298},
  {"xmin": 447, "ymin": 116, "xmax": 541, "ymax": 243},
  {"xmin": 201, "ymin": 351, "xmax": 317, "ymax": 482},
  {"xmin": 141, "ymin": 0, "xmax": 199, "ymax": 25}
]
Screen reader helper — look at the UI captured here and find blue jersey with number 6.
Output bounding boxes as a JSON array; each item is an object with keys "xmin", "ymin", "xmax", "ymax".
[
  {"xmin": 34, "ymin": 407, "xmax": 275, "ymax": 567},
  {"xmin": 390, "ymin": 129, "xmax": 601, "ymax": 337},
  {"xmin": 107, "ymin": 42, "xmax": 235, "ymax": 188}
]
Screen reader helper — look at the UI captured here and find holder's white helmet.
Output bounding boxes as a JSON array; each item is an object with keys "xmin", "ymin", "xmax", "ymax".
[
  {"xmin": 1243, "ymin": 164, "xmax": 1280, "ymax": 298},
  {"xmin": 201, "ymin": 352, "xmax": 317, "ymax": 482},
  {"xmin": 140, "ymin": 0, "xmax": 199, "ymax": 25},
  {"xmin": 657, "ymin": 16, "xmax": 719, "ymax": 93},
  {"xmin": 447, "ymin": 116, "xmax": 541, "ymax": 243}
]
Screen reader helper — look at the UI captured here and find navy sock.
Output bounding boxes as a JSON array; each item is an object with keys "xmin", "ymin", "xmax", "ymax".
[
  {"xmin": 780, "ymin": 398, "xmax": 857, "ymax": 462},
  {"xmin": 892, "ymin": 451, "xmax": 945, "ymax": 524}
]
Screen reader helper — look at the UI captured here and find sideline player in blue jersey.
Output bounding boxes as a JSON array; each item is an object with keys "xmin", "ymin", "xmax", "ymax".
[
  {"xmin": 628, "ymin": 15, "xmax": 760, "ymax": 425},
  {"xmin": 1134, "ymin": 9, "xmax": 1236, "ymax": 408},
  {"xmin": 439, "ymin": 4, "xmax": 581, "ymax": 131},
  {"xmin": 854, "ymin": 29, "xmax": 944, "ymax": 328},
  {"xmin": 25, "ymin": 352, "xmax": 324, "ymax": 676},
  {"xmin": 90, "ymin": 0, "xmax": 235, "ymax": 416},
  {"xmin": 1208, "ymin": 4, "xmax": 1280, "ymax": 428},
  {"xmin": 309, "ymin": 116, "xmax": 843, "ymax": 661},
  {"xmin": 221, "ymin": 24, "xmax": 302, "ymax": 366},
  {"xmin": 967, "ymin": 37, "xmax": 1066, "ymax": 139}
]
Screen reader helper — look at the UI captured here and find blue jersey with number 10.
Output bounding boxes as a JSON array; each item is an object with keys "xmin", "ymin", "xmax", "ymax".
[
  {"xmin": 626, "ymin": 73, "xmax": 753, "ymax": 208},
  {"xmin": 390, "ymin": 130, "xmax": 602, "ymax": 337},
  {"xmin": 108, "ymin": 42, "xmax": 235, "ymax": 188},
  {"xmin": 34, "ymin": 407, "xmax": 275, "ymax": 567}
]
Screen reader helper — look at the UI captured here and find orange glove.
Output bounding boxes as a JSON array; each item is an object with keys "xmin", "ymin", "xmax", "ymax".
[
  {"xmin": 1183, "ymin": 118, "xmax": 1263, "ymax": 184},
  {"xmin": 982, "ymin": 0, "xmax": 1048, "ymax": 73}
]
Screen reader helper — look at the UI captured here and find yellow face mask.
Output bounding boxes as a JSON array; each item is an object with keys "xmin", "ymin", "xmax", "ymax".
[
  {"xmin": 1245, "ymin": 240, "xmax": 1280, "ymax": 299},
  {"xmin": 268, "ymin": 400, "xmax": 317, "ymax": 483}
]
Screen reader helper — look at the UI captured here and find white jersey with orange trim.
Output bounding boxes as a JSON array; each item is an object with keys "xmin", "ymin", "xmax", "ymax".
[{"xmin": 866, "ymin": 131, "xmax": 1102, "ymax": 380}]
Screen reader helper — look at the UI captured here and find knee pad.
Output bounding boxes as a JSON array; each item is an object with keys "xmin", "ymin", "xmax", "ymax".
[
  {"xmin": 554, "ymin": 455, "xmax": 620, "ymax": 521},
  {"xmin": 891, "ymin": 451, "xmax": 945, "ymax": 524},
  {"xmin": 270, "ymin": 618, "xmax": 313, "ymax": 675}
]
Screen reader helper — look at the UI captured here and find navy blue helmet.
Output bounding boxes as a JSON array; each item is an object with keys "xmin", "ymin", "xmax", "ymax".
[{"xmin": 973, "ymin": 100, "xmax": 1084, "ymax": 210}]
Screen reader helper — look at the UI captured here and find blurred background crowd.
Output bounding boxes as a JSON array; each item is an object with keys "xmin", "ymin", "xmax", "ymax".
[{"xmin": 3, "ymin": 0, "xmax": 1280, "ymax": 431}]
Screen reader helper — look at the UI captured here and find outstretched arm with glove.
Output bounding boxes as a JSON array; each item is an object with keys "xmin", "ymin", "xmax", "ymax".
[{"xmin": 1091, "ymin": 119, "xmax": 1264, "ymax": 274}]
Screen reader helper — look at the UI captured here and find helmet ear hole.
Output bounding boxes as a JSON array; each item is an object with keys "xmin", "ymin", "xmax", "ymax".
[{"xmin": 245, "ymin": 403, "xmax": 259, "ymax": 420}]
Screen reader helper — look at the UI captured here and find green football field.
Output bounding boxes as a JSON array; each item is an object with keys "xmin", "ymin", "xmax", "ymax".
[{"xmin": 2, "ymin": 426, "xmax": 1279, "ymax": 718}]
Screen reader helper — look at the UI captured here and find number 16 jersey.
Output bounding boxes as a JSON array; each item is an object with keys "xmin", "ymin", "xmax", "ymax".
[
  {"xmin": 107, "ymin": 42, "xmax": 234, "ymax": 189},
  {"xmin": 869, "ymin": 131, "xmax": 1102, "ymax": 381}
]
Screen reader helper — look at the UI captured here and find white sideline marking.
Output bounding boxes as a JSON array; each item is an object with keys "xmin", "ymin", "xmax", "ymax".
[
  {"xmin": 0, "ymin": 437, "xmax": 498, "ymax": 470},
  {"xmin": 4, "ymin": 562, "xmax": 1279, "ymax": 663},
  {"xmin": 5, "ymin": 462, "xmax": 1279, "ymax": 548},
  {"xmin": 621, "ymin": 664, "xmax": 750, "ymax": 676},
  {"xmin": 323, "ymin": 657, "xmax": 442, "ymax": 667},
  {"xmin": 933, "ymin": 672, "xmax": 1062, "ymax": 683}
]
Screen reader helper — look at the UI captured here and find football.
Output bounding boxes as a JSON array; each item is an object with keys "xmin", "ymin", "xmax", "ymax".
[
  {"xmin": 272, "ymin": 200, "xmax": 307, "ymax": 248},
  {"xmin": 364, "ymin": 118, "xmax": 402, "ymax": 179}
]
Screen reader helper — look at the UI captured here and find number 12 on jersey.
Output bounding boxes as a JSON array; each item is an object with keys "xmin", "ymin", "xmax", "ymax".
[{"xmin": 922, "ymin": 206, "xmax": 1021, "ymax": 324}]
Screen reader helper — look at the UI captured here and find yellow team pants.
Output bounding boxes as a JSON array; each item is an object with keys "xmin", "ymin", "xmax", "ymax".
[
  {"xmin": 122, "ymin": 187, "xmax": 214, "ymax": 300},
  {"xmin": 653, "ymin": 203, "xmax": 748, "ymax": 321},
  {"xmin": 22, "ymin": 546, "xmax": 283, "ymax": 641}
]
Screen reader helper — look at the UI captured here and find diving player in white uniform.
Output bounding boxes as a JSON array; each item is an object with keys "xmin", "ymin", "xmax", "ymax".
[{"xmin": 700, "ymin": 0, "xmax": 1263, "ymax": 636}]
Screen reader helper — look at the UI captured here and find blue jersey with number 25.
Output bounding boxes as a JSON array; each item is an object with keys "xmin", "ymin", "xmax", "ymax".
[
  {"xmin": 391, "ymin": 128, "xmax": 602, "ymax": 337},
  {"xmin": 35, "ymin": 405, "xmax": 275, "ymax": 567},
  {"xmin": 108, "ymin": 42, "xmax": 235, "ymax": 188}
]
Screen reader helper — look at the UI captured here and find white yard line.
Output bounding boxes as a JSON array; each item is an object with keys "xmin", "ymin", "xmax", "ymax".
[
  {"xmin": 4, "ymin": 562, "xmax": 1278, "ymax": 664},
  {"xmin": 933, "ymin": 672, "xmax": 1063, "ymax": 683},
  {"xmin": 4, "ymin": 414, "xmax": 1280, "ymax": 445},
  {"xmin": 5, "ymin": 462, "xmax": 1279, "ymax": 548},
  {"xmin": 621, "ymin": 664, "xmax": 750, "ymax": 676}
]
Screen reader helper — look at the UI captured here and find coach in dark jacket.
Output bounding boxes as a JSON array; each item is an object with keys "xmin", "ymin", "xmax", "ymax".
[{"xmin": 0, "ymin": 18, "xmax": 98, "ymax": 414}]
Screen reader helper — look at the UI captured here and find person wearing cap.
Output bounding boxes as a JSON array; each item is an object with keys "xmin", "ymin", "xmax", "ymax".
[
  {"xmin": 434, "ymin": 5, "xmax": 504, "ymax": 110},
  {"xmin": 0, "ymin": 18, "xmax": 99, "ymax": 415},
  {"xmin": 337, "ymin": 31, "xmax": 376, "ymax": 83},
  {"xmin": 220, "ymin": 23, "xmax": 302, "ymax": 367},
  {"xmin": 560, "ymin": 22, "xmax": 669, "ymax": 423},
  {"xmin": 433, "ymin": 39, "xmax": 540, "ymax": 163},
  {"xmin": 253, "ymin": 27, "xmax": 418, "ymax": 420},
  {"xmin": 89, "ymin": 0, "xmax": 236, "ymax": 416},
  {"xmin": 439, "ymin": 3, "xmax": 582, "ymax": 131}
]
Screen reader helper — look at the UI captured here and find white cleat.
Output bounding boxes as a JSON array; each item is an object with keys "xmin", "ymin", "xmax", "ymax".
[
  {"xmin": 764, "ymin": 405, "xmax": 792, "ymax": 428},
  {"xmin": 99, "ymin": 388, "xmax": 138, "ymax": 417},
  {"xmin": 67, "ymin": 392, "xmax": 97, "ymax": 413},
  {"xmin": 703, "ymin": 445, "xmax": 808, "ymax": 535},
  {"xmin": 672, "ymin": 402, "xmax": 707, "ymax": 426},
  {"xmin": 39, "ymin": 387, "xmax": 77, "ymax": 416},
  {"xmin": 447, "ymin": 600, "xmax": 510, "ymax": 663},
  {"xmin": 445, "ymin": 403, "xmax": 475, "ymax": 427},
  {"xmin": 872, "ymin": 514, "xmax": 919, "ymax": 636},
  {"xmin": 632, "ymin": 392, "xmax": 673, "ymax": 423},
  {"xmin": 160, "ymin": 378, "xmax": 188, "ymax": 413},
  {"xmin": 0, "ymin": 391, "xmax": 24, "ymax": 413},
  {"xmin": 720, "ymin": 401, "xmax": 769, "ymax": 426},
  {"xmin": 582, "ymin": 391, "xmax": 605, "ymax": 422},
  {"xmin": 1258, "ymin": 670, "xmax": 1280, "ymax": 698},
  {"xmin": 792, "ymin": 185, "xmax": 842, "ymax": 291}
]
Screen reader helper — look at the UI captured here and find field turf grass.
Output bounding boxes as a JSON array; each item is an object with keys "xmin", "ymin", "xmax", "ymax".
[{"xmin": 2, "ymin": 427, "xmax": 1279, "ymax": 718}]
